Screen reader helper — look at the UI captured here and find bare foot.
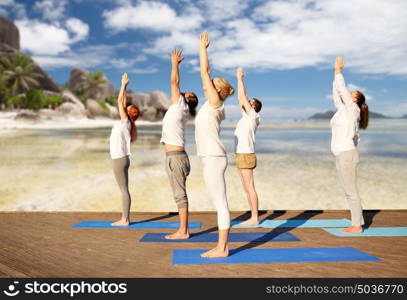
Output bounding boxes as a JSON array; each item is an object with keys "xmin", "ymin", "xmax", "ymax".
[
  {"xmin": 165, "ymin": 230, "xmax": 190, "ymax": 240},
  {"xmin": 341, "ymin": 226, "xmax": 363, "ymax": 234},
  {"xmin": 111, "ymin": 219, "xmax": 129, "ymax": 226},
  {"xmin": 200, "ymin": 246, "xmax": 229, "ymax": 258},
  {"xmin": 239, "ymin": 218, "xmax": 259, "ymax": 227}
]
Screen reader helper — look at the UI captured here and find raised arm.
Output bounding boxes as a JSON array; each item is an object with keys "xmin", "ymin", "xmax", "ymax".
[
  {"xmin": 199, "ymin": 31, "xmax": 221, "ymax": 107},
  {"xmin": 334, "ymin": 56, "xmax": 353, "ymax": 106},
  {"xmin": 334, "ymin": 56, "xmax": 358, "ymax": 117},
  {"xmin": 236, "ymin": 67, "xmax": 253, "ymax": 113},
  {"xmin": 332, "ymin": 81, "xmax": 343, "ymax": 110},
  {"xmin": 118, "ymin": 72, "xmax": 129, "ymax": 122},
  {"xmin": 170, "ymin": 48, "xmax": 183, "ymax": 103}
]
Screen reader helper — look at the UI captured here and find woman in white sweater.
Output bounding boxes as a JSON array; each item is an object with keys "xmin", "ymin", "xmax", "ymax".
[
  {"xmin": 331, "ymin": 56, "xmax": 369, "ymax": 234},
  {"xmin": 195, "ymin": 31, "xmax": 234, "ymax": 258}
]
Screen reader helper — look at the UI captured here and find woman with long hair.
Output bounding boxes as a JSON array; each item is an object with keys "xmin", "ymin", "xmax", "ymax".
[
  {"xmin": 161, "ymin": 48, "xmax": 198, "ymax": 239},
  {"xmin": 110, "ymin": 72, "xmax": 140, "ymax": 226},
  {"xmin": 331, "ymin": 56, "xmax": 369, "ymax": 234},
  {"xmin": 235, "ymin": 67, "xmax": 262, "ymax": 226},
  {"xmin": 195, "ymin": 31, "xmax": 235, "ymax": 258}
]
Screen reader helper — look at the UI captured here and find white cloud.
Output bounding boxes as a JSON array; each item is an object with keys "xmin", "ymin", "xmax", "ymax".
[
  {"xmin": 104, "ymin": 0, "xmax": 407, "ymax": 76},
  {"xmin": 103, "ymin": 1, "xmax": 203, "ymax": 32},
  {"xmin": 0, "ymin": 0, "xmax": 26, "ymax": 18},
  {"xmin": 15, "ymin": 14, "xmax": 89, "ymax": 56},
  {"xmin": 34, "ymin": 0, "xmax": 68, "ymax": 21},
  {"xmin": 33, "ymin": 43, "xmax": 148, "ymax": 71},
  {"xmin": 129, "ymin": 67, "xmax": 159, "ymax": 74},
  {"xmin": 65, "ymin": 18, "xmax": 89, "ymax": 43},
  {"xmin": 16, "ymin": 19, "xmax": 72, "ymax": 55}
]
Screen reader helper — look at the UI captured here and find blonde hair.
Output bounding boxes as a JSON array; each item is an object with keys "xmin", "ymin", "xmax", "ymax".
[{"xmin": 213, "ymin": 77, "xmax": 234, "ymax": 101}]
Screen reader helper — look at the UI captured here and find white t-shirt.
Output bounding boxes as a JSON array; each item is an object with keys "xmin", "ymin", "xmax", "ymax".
[
  {"xmin": 160, "ymin": 95, "xmax": 189, "ymax": 147},
  {"xmin": 194, "ymin": 101, "xmax": 226, "ymax": 157},
  {"xmin": 109, "ymin": 119, "xmax": 131, "ymax": 159},
  {"xmin": 330, "ymin": 74, "xmax": 360, "ymax": 156},
  {"xmin": 234, "ymin": 109, "xmax": 260, "ymax": 154}
]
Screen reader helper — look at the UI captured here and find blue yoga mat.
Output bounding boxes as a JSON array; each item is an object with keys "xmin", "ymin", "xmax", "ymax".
[
  {"xmin": 72, "ymin": 221, "xmax": 201, "ymax": 229},
  {"xmin": 140, "ymin": 232, "xmax": 299, "ymax": 243},
  {"xmin": 172, "ymin": 247, "xmax": 380, "ymax": 265},
  {"xmin": 323, "ymin": 227, "xmax": 407, "ymax": 237},
  {"xmin": 232, "ymin": 219, "xmax": 352, "ymax": 228}
]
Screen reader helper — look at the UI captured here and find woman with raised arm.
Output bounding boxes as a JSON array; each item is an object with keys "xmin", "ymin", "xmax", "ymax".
[
  {"xmin": 161, "ymin": 48, "xmax": 198, "ymax": 239},
  {"xmin": 110, "ymin": 72, "xmax": 140, "ymax": 226},
  {"xmin": 195, "ymin": 31, "xmax": 235, "ymax": 258},
  {"xmin": 235, "ymin": 67, "xmax": 262, "ymax": 226},
  {"xmin": 331, "ymin": 56, "xmax": 369, "ymax": 234}
]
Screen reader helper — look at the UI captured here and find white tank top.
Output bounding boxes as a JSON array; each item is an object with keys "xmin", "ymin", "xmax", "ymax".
[
  {"xmin": 109, "ymin": 119, "xmax": 131, "ymax": 159},
  {"xmin": 234, "ymin": 109, "xmax": 260, "ymax": 154},
  {"xmin": 194, "ymin": 101, "xmax": 226, "ymax": 157},
  {"xmin": 160, "ymin": 95, "xmax": 189, "ymax": 147}
]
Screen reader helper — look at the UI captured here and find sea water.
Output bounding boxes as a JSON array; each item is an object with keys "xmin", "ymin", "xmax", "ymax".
[{"xmin": 0, "ymin": 119, "xmax": 406, "ymax": 211}]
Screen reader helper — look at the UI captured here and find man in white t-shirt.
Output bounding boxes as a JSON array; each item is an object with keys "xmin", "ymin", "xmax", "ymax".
[{"xmin": 235, "ymin": 67, "xmax": 262, "ymax": 226}]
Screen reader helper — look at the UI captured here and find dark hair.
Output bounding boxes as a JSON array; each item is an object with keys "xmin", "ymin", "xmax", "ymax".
[
  {"xmin": 251, "ymin": 98, "xmax": 262, "ymax": 113},
  {"xmin": 354, "ymin": 91, "xmax": 369, "ymax": 129},
  {"xmin": 183, "ymin": 92, "xmax": 199, "ymax": 117}
]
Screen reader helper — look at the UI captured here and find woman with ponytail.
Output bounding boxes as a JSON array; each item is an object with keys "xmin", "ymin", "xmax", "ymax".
[
  {"xmin": 195, "ymin": 31, "xmax": 234, "ymax": 258},
  {"xmin": 110, "ymin": 72, "xmax": 140, "ymax": 226},
  {"xmin": 331, "ymin": 56, "xmax": 369, "ymax": 234},
  {"xmin": 160, "ymin": 48, "xmax": 198, "ymax": 239}
]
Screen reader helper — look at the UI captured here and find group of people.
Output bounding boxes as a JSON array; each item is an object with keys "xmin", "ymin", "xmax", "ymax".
[{"xmin": 108, "ymin": 32, "xmax": 369, "ymax": 258}]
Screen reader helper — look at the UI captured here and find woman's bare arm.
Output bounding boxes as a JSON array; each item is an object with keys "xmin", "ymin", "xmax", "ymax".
[
  {"xmin": 118, "ymin": 73, "xmax": 129, "ymax": 122},
  {"xmin": 199, "ymin": 31, "xmax": 221, "ymax": 107}
]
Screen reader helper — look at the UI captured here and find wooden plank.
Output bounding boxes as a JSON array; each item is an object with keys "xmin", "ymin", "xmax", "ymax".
[{"xmin": 0, "ymin": 211, "xmax": 406, "ymax": 277}]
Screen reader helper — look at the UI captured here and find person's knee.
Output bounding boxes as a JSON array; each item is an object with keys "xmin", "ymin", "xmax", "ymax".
[{"xmin": 175, "ymin": 196, "xmax": 188, "ymax": 208}]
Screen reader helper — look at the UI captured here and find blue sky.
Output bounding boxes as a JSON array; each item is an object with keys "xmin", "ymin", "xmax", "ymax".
[{"xmin": 1, "ymin": 0, "xmax": 406, "ymax": 120}]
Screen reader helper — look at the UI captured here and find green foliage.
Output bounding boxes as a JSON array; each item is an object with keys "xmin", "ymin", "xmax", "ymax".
[
  {"xmin": 24, "ymin": 89, "xmax": 46, "ymax": 110},
  {"xmin": 4, "ymin": 90, "xmax": 63, "ymax": 110},
  {"xmin": 106, "ymin": 94, "xmax": 116, "ymax": 106},
  {"xmin": 5, "ymin": 95, "xmax": 23, "ymax": 108},
  {"xmin": 75, "ymin": 70, "xmax": 107, "ymax": 101},
  {"xmin": 97, "ymin": 99, "xmax": 109, "ymax": 112},
  {"xmin": 0, "ymin": 52, "xmax": 43, "ymax": 98},
  {"xmin": 45, "ymin": 95, "xmax": 63, "ymax": 108}
]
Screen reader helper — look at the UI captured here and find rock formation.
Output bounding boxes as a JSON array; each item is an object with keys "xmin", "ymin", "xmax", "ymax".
[
  {"xmin": 0, "ymin": 16, "xmax": 60, "ymax": 93},
  {"xmin": 0, "ymin": 16, "xmax": 19, "ymax": 50},
  {"xmin": 69, "ymin": 68, "xmax": 114, "ymax": 101},
  {"xmin": 127, "ymin": 90, "xmax": 171, "ymax": 121}
]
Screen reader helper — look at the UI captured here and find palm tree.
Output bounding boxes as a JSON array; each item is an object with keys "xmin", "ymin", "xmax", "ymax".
[
  {"xmin": 0, "ymin": 52, "xmax": 43, "ymax": 97},
  {"xmin": 82, "ymin": 70, "xmax": 106, "ymax": 100}
]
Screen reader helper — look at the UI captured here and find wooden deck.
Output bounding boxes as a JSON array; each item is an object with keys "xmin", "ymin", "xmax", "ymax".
[{"xmin": 0, "ymin": 210, "xmax": 406, "ymax": 278}]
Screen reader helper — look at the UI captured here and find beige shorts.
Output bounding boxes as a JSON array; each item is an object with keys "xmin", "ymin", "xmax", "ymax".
[{"xmin": 236, "ymin": 153, "xmax": 257, "ymax": 169}]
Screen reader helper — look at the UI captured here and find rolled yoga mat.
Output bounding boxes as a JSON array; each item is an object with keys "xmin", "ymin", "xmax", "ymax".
[
  {"xmin": 72, "ymin": 221, "xmax": 201, "ymax": 229},
  {"xmin": 140, "ymin": 232, "xmax": 299, "ymax": 243},
  {"xmin": 232, "ymin": 219, "xmax": 352, "ymax": 228},
  {"xmin": 172, "ymin": 247, "xmax": 380, "ymax": 265}
]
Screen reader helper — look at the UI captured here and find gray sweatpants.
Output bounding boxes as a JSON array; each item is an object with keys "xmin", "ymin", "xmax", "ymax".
[
  {"xmin": 335, "ymin": 149, "xmax": 365, "ymax": 226},
  {"xmin": 112, "ymin": 156, "xmax": 131, "ymax": 219},
  {"xmin": 165, "ymin": 151, "xmax": 190, "ymax": 208}
]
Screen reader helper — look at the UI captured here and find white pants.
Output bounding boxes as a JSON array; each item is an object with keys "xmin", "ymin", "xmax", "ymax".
[
  {"xmin": 201, "ymin": 156, "xmax": 230, "ymax": 229},
  {"xmin": 335, "ymin": 149, "xmax": 365, "ymax": 226}
]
